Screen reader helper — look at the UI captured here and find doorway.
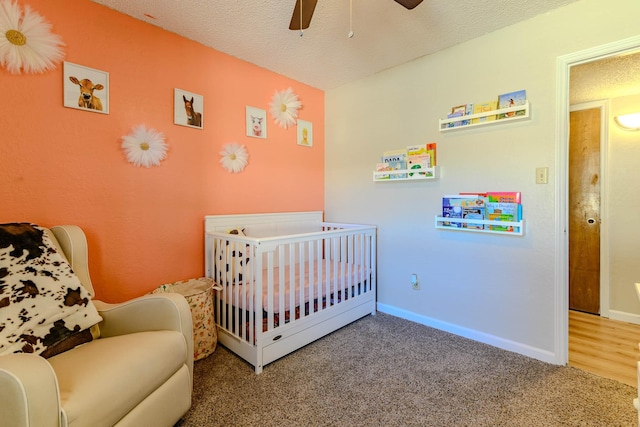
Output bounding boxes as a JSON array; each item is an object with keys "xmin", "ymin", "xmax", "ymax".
[{"xmin": 556, "ymin": 35, "xmax": 640, "ymax": 365}]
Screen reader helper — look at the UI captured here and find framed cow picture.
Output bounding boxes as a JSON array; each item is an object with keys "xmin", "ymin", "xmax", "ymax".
[
  {"xmin": 174, "ymin": 88, "xmax": 203, "ymax": 129},
  {"xmin": 246, "ymin": 106, "xmax": 267, "ymax": 139},
  {"xmin": 63, "ymin": 62, "xmax": 109, "ymax": 114}
]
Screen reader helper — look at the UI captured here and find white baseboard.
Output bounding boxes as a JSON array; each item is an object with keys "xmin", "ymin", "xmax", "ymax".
[
  {"xmin": 607, "ymin": 309, "xmax": 640, "ymax": 325},
  {"xmin": 377, "ymin": 302, "xmax": 559, "ymax": 365}
]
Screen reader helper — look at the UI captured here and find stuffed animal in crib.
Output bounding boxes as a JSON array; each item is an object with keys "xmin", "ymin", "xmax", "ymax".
[{"xmin": 215, "ymin": 228, "xmax": 250, "ymax": 283}]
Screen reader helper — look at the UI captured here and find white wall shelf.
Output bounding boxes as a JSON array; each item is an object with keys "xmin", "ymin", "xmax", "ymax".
[
  {"xmin": 439, "ymin": 101, "xmax": 530, "ymax": 132},
  {"xmin": 373, "ymin": 166, "xmax": 439, "ymax": 182},
  {"xmin": 434, "ymin": 216, "xmax": 525, "ymax": 236}
]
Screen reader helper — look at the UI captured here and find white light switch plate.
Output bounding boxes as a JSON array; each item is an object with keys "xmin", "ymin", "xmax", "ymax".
[{"xmin": 536, "ymin": 167, "xmax": 549, "ymax": 184}]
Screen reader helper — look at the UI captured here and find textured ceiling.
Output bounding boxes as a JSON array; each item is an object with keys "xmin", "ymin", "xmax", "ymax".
[
  {"xmin": 91, "ymin": 0, "xmax": 579, "ymax": 90},
  {"xmin": 570, "ymin": 52, "xmax": 640, "ymax": 105}
]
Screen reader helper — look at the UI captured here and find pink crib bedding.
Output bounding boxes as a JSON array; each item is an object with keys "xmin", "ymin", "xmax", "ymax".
[{"xmin": 219, "ymin": 259, "xmax": 365, "ymax": 313}]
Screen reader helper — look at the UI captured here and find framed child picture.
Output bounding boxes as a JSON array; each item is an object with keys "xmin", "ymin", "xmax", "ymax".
[
  {"xmin": 63, "ymin": 62, "xmax": 109, "ymax": 114},
  {"xmin": 246, "ymin": 106, "xmax": 267, "ymax": 139},
  {"xmin": 174, "ymin": 88, "xmax": 203, "ymax": 129},
  {"xmin": 297, "ymin": 119, "xmax": 312, "ymax": 147}
]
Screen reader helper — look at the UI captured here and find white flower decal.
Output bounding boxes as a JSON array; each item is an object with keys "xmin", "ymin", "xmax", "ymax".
[
  {"xmin": 121, "ymin": 125, "xmax": 168, "ymax": 168},
  {"xmin": 220, "ymin": 143, "xmax": 248, "ymax": 173},
  {"xmin": 269, "ymin": 87, "xmax": 301, "ymax": 129},
  {"xmin": 0, "ymin": 0, "xmax": 65, "ymax": 74}
]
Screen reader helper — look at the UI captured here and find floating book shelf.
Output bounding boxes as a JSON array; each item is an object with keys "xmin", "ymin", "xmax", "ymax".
[
  {"xmin": 373, "ymin": 166, "xmax": 439, "ymax": 182},
  {"xmin": 438, "ymin": 101, "xmax": 530, "ymax": 132},
  {"xmin": 434, "ymin": 216, "xmax": 525, "ymax": 236}
]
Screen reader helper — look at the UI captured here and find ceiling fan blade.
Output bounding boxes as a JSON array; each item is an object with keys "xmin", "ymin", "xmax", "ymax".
[
  {"xmin": 289, "ymin": 0, "xmax": 318, "ymax": 30},
  {"xmin": 394, "ymin": 0, "xmax": 424, "ymax": 9}
]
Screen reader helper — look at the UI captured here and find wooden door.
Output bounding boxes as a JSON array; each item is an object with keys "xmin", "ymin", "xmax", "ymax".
[{"xmin": 569, "ymin": 108, "xmax": 601, "ymax": 314}]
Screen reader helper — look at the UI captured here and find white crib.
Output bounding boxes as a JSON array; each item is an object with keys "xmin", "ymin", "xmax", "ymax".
[{"xmin": 205, "ymin": 211, "xmax": 377, "ymax": 373}]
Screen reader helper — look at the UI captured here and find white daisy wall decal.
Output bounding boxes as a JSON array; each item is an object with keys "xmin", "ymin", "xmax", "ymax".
[
  {"xmin": 269, "ymin": 87, "xmax": 301, "ymax": 129},
  {"xmin": 121, "ymin": 125, "xmax": 168, "ymax": 168},
  {"xmin": 0, "ymin": 0, "xmax": 65, "ymax": 74},
  {"xmin": 220, "ymin": 143, "xmax": 248, "ymax": 173}
]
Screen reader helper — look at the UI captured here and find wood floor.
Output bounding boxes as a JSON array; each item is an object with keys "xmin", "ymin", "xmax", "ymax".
[{"xmin": 569, "ymin": 309, "xmax": 640, "ymax": 388}]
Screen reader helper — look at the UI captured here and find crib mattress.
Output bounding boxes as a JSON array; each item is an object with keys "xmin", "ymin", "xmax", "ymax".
[{"xmin": 217, "ymin": 259, "xmax": 366, "ymax": 313}]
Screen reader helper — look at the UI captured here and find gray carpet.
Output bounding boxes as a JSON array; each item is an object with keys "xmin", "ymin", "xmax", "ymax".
[{"xmin": 178, "ymin": 312, "xmax": 637, "ymax": 426}]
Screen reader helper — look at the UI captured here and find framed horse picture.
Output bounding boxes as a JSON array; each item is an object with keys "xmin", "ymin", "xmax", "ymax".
[
  {"xmin": 174, "ymin": 88, "xmax": 203, "ymax": 129},
  {"xmin": 63, "ymin": 62, "xmax": 109, "ymax": 114}
]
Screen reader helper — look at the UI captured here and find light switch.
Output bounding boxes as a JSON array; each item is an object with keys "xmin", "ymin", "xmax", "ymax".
[{"xmin": 536, "ymin": 167, "xmax": 548, "ymax": 184}]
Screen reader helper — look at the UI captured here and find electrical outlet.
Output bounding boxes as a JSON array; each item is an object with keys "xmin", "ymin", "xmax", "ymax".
[{"xmin": 411, "ymin": 273, "xmax": 419, "ymax": 290}]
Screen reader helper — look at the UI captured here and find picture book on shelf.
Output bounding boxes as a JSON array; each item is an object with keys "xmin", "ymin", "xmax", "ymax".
[
  {"xmin": 381, "ymin": 149, "xmax": 407, "ymax": 179},
  {"xmin": 427, "ymin": 143, "xmax": 437, "ymax": 166},
  {"xmin": 407, "ymin": 144, "xmax": 428, "ymax": 156},
  {"xmin": 485, "ymin": 202, "xmax": 522, "ymax": 232},
  {"xmin": 497, "ymin": 90, "xmax": 527, "ymax": 119},
  {"xmin": 406, "ymin": 143, "xmax": 435, "ymax": 177},
  {"xmin": 375, "ymin": 162, "xmax": 390, "ymax": 180},
  {"xmin": 471, "ymin": 101, "xmax": 498, "ymax": 124},
  {"xmin": 442, "ymin": 195, "xmax": 485, "ymax": 228},
  {"xmin": 462, "ymin": 207, "xmax": 484, "ymax": 230},
  {"xmin": 451, "ymin": 105, "xmax": 466, "ymax": 115},
  {"xmin": 446, "ymin": 111, "xmax": 464, "ymax": 128},
  {"xmin": 407, "ymin": 154, "xmax": 431, "ymax": 177},
  {"xmin": 442, "ymin": 205, "xmax": 463, "ymax": 227},
  {"xmin": 462, "ymin": 103, "xmax": 474, "ymax": 126},
  {"xmin": 487, "ymin": 191, "xmax": 521, "ymax": 204}
]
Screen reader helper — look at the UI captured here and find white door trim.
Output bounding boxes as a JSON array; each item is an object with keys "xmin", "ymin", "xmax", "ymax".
[{"xmin": 555, "ymin": 35, "xmax": 640, "ymax": 365}]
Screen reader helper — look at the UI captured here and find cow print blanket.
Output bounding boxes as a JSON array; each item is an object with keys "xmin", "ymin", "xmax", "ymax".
[{"xmin": 0, "ymin": 223, "xmax": 102, "ymax": 358}]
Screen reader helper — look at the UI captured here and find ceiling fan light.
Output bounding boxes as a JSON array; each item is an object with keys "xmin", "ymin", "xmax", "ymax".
[{"xmin": 614, "ymin": 112, "xmax": 640, "ymax": 131}]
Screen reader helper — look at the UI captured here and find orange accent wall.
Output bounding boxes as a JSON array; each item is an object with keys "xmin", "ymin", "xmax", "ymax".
[{"xmin": 0, "ymin": 0, "xmax": 324, "ymax": 302}]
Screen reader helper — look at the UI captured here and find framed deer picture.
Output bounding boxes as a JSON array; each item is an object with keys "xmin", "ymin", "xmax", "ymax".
[
  {"xmin": 246, "ymin": 106, "xmax": 267, "ymax": 139},
  {"xmin": 63, "ymin": 62, "xmax": 109, "ymax": 114},
  {"xmin": 174, "ymin": 88, "xmax": 203, "ymax": 129}
]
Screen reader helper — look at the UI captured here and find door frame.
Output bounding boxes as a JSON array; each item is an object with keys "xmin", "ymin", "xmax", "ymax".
[
  {"xmin": 555, "ymin": 35, "xmax": 640, "ymax": 365},
  {"xmin": 569, "ymin": 101, "xmax": 610, "ymax": 316}
]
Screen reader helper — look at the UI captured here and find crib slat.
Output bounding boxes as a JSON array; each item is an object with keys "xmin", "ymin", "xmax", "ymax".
[
  {"xmin": 288, "ymin": 242, "xmax": 296, "ymax": 324},
  {"xmin": 267, "ymin": 251, "xmax": 275, "ymax": 331},
  {"xmin": 247, "ymin": 243, "xmax": 255, "ymax": 343},
  {"xmin": 231, "ymin": 239, "xmax": 242, "ymax": 340},
  {"xmin": 312, "ymin": 239, "xmax": 324, "ymax": 311},
  {"xmin": 298, "ymin": 242, "xmax": 306, "ymax": 319}
]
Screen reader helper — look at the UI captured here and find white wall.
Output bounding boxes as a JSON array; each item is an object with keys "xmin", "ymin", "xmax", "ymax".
[
  {"xmin": 609, "ymin": 94, "xmax": 640, "ymax": 317},
  {"xmin": 325, "ymin": 0, "xmax": 640, "ymax": 363}
]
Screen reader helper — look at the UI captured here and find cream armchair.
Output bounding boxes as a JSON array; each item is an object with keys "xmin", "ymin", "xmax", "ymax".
[{"xmin": 0, "ymin": 225, "xmax": 193, "ymax": 427}]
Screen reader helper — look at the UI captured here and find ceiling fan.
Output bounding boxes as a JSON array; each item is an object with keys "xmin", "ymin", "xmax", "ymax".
[{"xmin": 289, "ymin": 0, "xmax": 424, "ymax": 31}]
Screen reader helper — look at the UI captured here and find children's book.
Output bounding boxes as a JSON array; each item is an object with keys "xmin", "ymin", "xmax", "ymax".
[
  {"xmin": 447, "ymin": 111, "xmax": 464, "ymax": 128},
  {"xmin": 442, "ymin": 205, "xmax": 463, "ymax": 227},
  {"xmin": 426, "ymin": 143, "xmax": 437, "ymax": 166},
  {"xmin": 442, "ymin": 195, "xmax": 483, "ymax": 227},
  {"xmin": 406, "ymin": 144, "xmax": 429, "ymax": 157},
  {"xmin": 461, "ymin": 103, "xmax": 474, "ymax": 126},
  {"xmin": 471, "ymin": 101, "xmax": 498, "ymax": 124},
  {"xmin": 462, "ymin": 207, "xmax": 484, "ymax": 229},
  {"xmin": 381, "ymin": 149, "xmax": 407, "ymax": 179},
  {"xmin": 407, "ymin": 154, "xmax": 431, "ymax": 177},
  {"xmin": 497, "ymin": 90, "xmax": 527, "ymax": 119},
  {"xmin": 407, "ymin": 144, "xmax": 432, "ymax": 176},
  {"xmin": 487, "ymin": 192, "xmax": 522, "ymax": 204},
  {"xmin": 485, "ymin": 202, "xmax": 522, "ymax": 232},
  {"xmin": 451, "ymin": 105, "xmax": 466, "ymax": 115},
  {"xmin": 375, "ymin": 162, "xmax": 390, "ymax": 180}
]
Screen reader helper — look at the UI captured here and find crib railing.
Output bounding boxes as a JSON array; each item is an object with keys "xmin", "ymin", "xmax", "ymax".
[{"xmin": 206, "ymin": 223, "xmax": 376, "ymax": 345}]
